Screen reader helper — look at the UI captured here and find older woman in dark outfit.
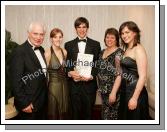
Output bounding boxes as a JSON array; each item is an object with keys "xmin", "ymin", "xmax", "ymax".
[{"xmin": 97, "ymin": 28, "xmax": 124, "ymax": 120}]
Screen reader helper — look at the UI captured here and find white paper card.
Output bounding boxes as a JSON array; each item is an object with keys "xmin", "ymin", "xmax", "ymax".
[{"xmin": 75, "ymin": 53, "xmax": 94, "ymax": 78}]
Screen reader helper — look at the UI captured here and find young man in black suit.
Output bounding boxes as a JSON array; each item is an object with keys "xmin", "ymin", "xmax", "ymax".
[
  {"xmin": 10, "ymin": 22, "xmax": 48, "ymax": 120},
  {"xmin": 65, "ymin": 17, "xmax": 101, "ymax": 119}
]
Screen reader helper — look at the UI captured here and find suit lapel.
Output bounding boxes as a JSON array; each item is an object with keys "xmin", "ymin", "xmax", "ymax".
[
  {"xmin": 39, "ymin": 48, "xmax": 47, "ymax": 66},
  {"xmin": 85, "ymin": 37, "xmax": 92, "ymax": 54},
  {"xmin": 25, "ymin": 41, "xmax": 42, "ymax": 69},
  {"xmin": 73, "ymin": 38, "xmax": 79, "ymax": 53}
]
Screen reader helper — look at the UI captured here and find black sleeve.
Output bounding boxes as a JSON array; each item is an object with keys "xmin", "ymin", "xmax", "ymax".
[
  {"xmin": 64, "ymin": 43, "xmax": 75, "ymax": 73},
  {"xmin": 10, "ymin": 48, "xmax": 31, "ymax": 110},
  {"xmin": 91, "ymin": 42, "xmax": 101, "ymax": 78}
]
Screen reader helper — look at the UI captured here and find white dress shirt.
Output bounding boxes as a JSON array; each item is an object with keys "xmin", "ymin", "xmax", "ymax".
[{"xmin": 78, "ymin": 37, "xmax": 87, "ymax": 53}]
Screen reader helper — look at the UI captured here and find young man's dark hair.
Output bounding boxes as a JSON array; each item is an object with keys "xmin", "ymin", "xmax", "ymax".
[{"xmin": 74, "ymin": 17, "xmax": 89, "ymax": 29}]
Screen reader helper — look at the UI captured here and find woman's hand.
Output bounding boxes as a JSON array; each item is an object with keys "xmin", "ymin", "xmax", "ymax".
[
  {"xmin": 109, "ymin": 92, "xmax": 116, "ymax": 104},
  {"xmin": 128, "ymin": 97, "xmax": 137, "ymax": 110}
]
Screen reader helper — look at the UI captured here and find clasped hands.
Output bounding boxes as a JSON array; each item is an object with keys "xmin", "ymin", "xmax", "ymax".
[{"xmin": 68, "ymin": 70, "xmax": 93, "ymax": 82}]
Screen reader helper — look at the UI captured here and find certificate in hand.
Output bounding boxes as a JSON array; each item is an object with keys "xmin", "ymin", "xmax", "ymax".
[{"xmin": 75, "ymin": 53, "xmax": 94, "ymax": 78}]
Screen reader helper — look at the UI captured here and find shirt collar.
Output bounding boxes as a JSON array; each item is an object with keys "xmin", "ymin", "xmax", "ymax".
[
  {"xmin": 28, "ymin": 39, "xmax": 36, "ymax": 50},
  {"xmin": 78, "ymin": 36, "xmax": 87, "ymax": 41}
]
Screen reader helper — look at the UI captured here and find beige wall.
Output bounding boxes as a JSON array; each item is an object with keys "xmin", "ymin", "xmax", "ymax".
[{"xmin": 5, "ymin": 5, "xmax": 155, "ymax": 106}]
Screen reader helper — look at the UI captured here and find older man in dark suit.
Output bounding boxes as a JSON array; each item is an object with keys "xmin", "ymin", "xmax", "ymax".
[
  {"xmin": 10, "ymin": 22, "xmax": 47, "ymax": 120},
  {"xmin": 65, "ymin": 17, "xmax": 101, "ymax": 119}
]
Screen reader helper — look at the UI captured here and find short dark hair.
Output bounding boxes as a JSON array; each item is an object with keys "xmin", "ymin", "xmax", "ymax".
[
  {"xmin": 74, "ymin": 17, "xmax": 89, "ymax": 29},
  {"xmin": 104, "ymin": 28, "xmax": 119, "ymax": 47},
  {"xmin": 119, "ymin": 21, "xmax": 140, "ymax": 49}
]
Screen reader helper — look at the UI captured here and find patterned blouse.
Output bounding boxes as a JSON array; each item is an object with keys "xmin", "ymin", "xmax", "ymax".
[{"xmin": 97, "ymin": 48, "xmax": 124, "ymax": 94}]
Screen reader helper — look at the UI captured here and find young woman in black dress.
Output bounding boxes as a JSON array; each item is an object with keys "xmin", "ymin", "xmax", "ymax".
[{"xmin": 119, "ymin": 21, "xmax": 149, "ymax": 120}]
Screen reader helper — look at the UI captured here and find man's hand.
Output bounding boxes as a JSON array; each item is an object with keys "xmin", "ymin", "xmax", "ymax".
[
  {"xmin": 68, "ymin": 71, "xmax": 81, "ymax": 81},
  {"xmin": 80, "ymin": 75, "xmax": 93, "ymax": 81},
  {"xmin": 22, "ymin": 103, "xmax": 34, "ymax": 113},
  {"xmin": 68, "ymin": 71, "xmax": 93, "ymax": 82}
]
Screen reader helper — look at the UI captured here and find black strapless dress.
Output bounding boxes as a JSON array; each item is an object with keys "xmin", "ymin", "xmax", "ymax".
[{"xmin": 119, "ymin": 57, "xmax": 149, "ymax": 120}]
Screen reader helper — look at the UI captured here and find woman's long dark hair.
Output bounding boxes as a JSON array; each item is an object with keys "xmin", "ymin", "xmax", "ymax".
[{"xmin": 119, "ymin": 21, "xmax": 141, "ymax": 50}]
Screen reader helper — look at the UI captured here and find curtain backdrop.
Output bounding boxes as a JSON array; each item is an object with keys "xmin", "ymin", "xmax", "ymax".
[{"xmin": 5, "ymin": 5, "xmax": 155, "ymax": 104}]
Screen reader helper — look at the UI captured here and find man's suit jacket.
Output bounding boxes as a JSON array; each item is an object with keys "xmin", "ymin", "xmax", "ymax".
[
  {"xmin": 10, "ymin": 40, "xmax": 47, "ymax": 112},
  {"xmin": 65, "ymin": 37, "xmax": 101, "ymax": 93}
]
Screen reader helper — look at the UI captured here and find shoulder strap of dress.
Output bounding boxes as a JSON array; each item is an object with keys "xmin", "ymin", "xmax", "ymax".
[{"xmin": 50, "ymin": 46, "xmax": 54, "ymax": 54}]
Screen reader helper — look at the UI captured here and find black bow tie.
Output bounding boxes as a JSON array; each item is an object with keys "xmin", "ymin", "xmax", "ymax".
[
  {"xmin": 34, "ymin": 46, "xmax": 43, "ymax": 51},
  {"xmin": 34, "ymin": 46, "xmax": 45, "ymax": 53},
  {"xmin": 78, "ymin": 39, "xmax": 86, "ymax": 43},
  {"xmin": 34, "ymin": 46, "xmax": 42, "ymax": 51}
]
